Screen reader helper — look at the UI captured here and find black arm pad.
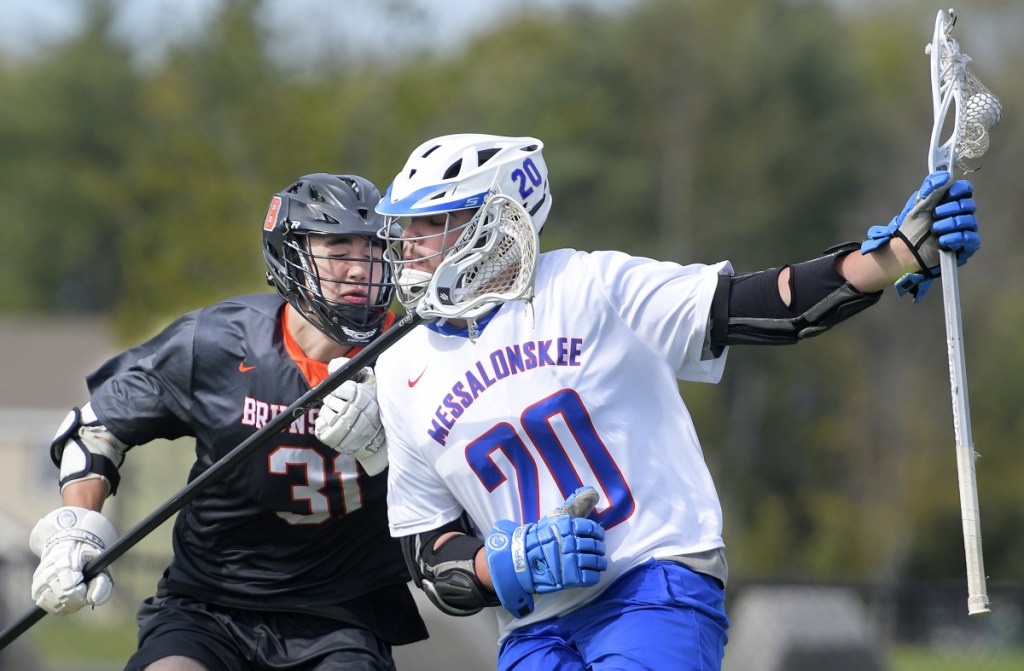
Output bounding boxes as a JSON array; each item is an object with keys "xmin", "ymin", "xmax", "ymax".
[
  {"xmin": 400, "ymin": 517, "xmax": 500, "ymax": 617},
  {"xmin": 709, "ymin": 243, "xmax": 883, "ymax": 351}
]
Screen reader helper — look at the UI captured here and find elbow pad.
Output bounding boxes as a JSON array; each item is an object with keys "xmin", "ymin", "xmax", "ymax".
[
  {"xmin": 400, "ymin": 518, "xmax": 500, "ymax": 617},
  {"xmin": 50, "ymin": 404, "xmax": 129, "ymax": 496},
  {"xmin": 711, "ymin": 243, "xmax": 883, "ymax": 350}
]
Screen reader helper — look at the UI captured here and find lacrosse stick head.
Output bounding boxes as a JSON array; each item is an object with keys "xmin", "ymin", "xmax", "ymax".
[
  {"xmin": 926, "ymin": 9, "xmax": 1001, "ymax": 175},
  {"xmin": 427, "ymin": 194, "xmax": 539, "ymax": 318},
  {"xmin": 377, "ymin": 196, "xmax": 539, "ymax": 337}
]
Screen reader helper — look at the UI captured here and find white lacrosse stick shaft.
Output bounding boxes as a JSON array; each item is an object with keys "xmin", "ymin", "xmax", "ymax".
[{"xmin": 927, "ymin": 8, "xmax": 989, "ymax": 616}]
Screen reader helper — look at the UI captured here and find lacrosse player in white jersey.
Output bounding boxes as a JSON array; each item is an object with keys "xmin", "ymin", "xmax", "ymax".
[{"xmin": 313, "ymin": 134, "xmax": 980, "ymax": 670}]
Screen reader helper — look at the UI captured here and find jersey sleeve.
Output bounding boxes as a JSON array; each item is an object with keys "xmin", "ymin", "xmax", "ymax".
[
  {"xmin": 583, "ymin": 250, "xmax": 733, "ymax": 382},
  {"xmin": 380, "ymin": 407, "xmax": 467, "ymax": 537},
  {"xmin": 85, "ymin": 311, "xmax": 198, "ymax": 446},
  {"xmin": 375, "ymin": 348, "xmax": 468, "ymax": 537}
]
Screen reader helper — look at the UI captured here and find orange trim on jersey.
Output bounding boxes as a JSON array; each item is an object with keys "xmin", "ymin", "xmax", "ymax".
[{"xmin": 282, "ymin": 307, "xmax": 397, "ymax": 388}]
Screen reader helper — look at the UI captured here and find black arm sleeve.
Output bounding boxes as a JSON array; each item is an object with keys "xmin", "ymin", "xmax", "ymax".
[{"xmin": 709, "ymin": 243, "xmax": 883, "ymax": 352}]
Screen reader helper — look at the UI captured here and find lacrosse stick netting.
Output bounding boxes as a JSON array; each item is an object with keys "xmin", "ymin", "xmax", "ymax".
[
  {"xmin": 926, "ymin": 8, "xmax": 1000, "ymax": 616},
  {"xmin": 927, "ymin": 9, "xmax": 1002, "ymax": 174}
]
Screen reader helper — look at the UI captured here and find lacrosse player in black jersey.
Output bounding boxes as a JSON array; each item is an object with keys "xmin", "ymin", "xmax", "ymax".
[{"xmin": 29, "ymin": 174, "xmax": 427, "ymax": 671}]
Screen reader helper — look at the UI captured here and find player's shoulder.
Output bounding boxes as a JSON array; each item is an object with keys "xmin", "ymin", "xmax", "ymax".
[
  {"xmin": 536, "ymin": 248, "xmax": 638, "ymax": 286},
  {"xmin": 190, "ymin": 294, "xmax": 284, "ymax": 346},
  {"xmin": 196, "ymin": 294, "xmax": 285, "ymax": 323},
  {"xmin": 537, "ymin": 248, "xmax": 588, "ymax": 278},
  {"xmin": 215, "ymin": 293, "xmax": 286, "ymax": 314}
]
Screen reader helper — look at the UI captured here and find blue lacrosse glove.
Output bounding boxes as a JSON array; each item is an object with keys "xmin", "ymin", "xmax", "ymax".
[
  {"xmin": 861, "ymin": 171, "xmax": 979, "ymax": 302},
  {"xmin": 485, "ymin": 486, "xmax": 607, "ymax": 619}
]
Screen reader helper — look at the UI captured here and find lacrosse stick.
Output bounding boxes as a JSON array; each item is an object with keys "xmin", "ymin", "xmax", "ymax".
[
  {"xmin": 0, "ymin": 188, "xmax": 542, "ymax": 651},
  {"xmin": 925, "ymin": 8, "xmax": 1000, "ymax": 616}
]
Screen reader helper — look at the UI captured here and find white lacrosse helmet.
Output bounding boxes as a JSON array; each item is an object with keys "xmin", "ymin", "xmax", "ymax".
[
  {"xmin": 376, "ymin": 135, "xmax": 549, "ymax": 324},
  {"xmin": 377, "ymin": 133, "xmax": 551, "ymax": 231}
]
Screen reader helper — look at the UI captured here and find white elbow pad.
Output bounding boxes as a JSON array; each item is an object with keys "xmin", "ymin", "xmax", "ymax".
[{"xmin": 51, "ymin": 404, "xmax": 129, "ymax": 495}]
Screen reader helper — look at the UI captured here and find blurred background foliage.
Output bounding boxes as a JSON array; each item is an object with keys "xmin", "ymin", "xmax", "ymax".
[{"xmin": 1, "ymin": 0, "xmax": 1022, "ymax": 589}]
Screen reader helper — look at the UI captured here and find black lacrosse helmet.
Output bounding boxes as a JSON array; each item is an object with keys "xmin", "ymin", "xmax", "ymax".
[{"xmin": 262, "ymin": 173, "xmax": 400, "ymax": 345}]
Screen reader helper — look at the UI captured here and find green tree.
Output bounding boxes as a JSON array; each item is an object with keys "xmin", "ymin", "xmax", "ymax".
[{"xmin": 0, "ymin": 2, "xmax": 141, "ymax": 313}]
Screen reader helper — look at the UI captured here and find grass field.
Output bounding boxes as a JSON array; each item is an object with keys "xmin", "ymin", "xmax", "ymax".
[
  {"xmin": 889, "ymin": 644, "xmax": 1024, "ymax": 671},
  {"xmin": 32, "ymin": 614, "xmax": 138, "ymax": 666},
  {"xmin": 29, "ymin": 617, "xmax": 1024, "ymax": 671}
]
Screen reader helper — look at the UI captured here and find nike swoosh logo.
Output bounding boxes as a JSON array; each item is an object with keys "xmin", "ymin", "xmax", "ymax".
[
  {"xmin": 408, "ymin": 368, "xmax": 427, "ymax": 387},
  {"xmin": 238, "ymin": 362, "xmax": 256, "ymax": 373}
]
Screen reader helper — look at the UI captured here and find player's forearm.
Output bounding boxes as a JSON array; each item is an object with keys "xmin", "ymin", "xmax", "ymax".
[
  {"xmin": 475, "ymin": 545, "xmax": 494, "ymax": 591},
  {"xmin": 838, "ymin": 237, "xmax": 920, "ymax": 293},
  {"xmin": 775, "ymin": 239, "xmax": 919, "ymax": 305},
  {"xmin": 61, "ymin": 479, "xmax": 109, "ymax": 512}
]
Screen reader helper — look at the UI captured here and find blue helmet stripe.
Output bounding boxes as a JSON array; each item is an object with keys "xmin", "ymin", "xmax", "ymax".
[{"xmin": 377, "ymin": 182, "xmax": 488, "ymax": 216}]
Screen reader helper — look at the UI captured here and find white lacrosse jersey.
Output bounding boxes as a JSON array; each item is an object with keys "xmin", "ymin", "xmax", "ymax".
[{"xmin": 375, "ymin": 248, "xmax": 733, "ymax": 640}]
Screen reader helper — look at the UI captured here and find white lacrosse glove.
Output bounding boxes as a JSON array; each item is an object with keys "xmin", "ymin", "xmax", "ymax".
[
  {"xmin": 29, "ymin": 506, "xmax": 117, "ymax": 615},
  {"xmin": 314, "ymin": 357, "xmax": 389, "ymax": 476}
]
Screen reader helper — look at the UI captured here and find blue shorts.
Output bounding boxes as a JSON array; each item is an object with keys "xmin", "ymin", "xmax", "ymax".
[{"xmin": 497, "ymin": 559, "xmax": 730, "ymax": 671}]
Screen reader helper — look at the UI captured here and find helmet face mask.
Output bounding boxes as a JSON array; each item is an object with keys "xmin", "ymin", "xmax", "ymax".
[
  {"xmin": 263, "ymin": 174, "xmax": 399, "ymax": 345},
  {"xmin": 380, "ymin": 209, "xmax": 478, "ymax": 307},
  {"xmin": 376, "ymin": 135, "xmax": 550, "ymax": 315}
]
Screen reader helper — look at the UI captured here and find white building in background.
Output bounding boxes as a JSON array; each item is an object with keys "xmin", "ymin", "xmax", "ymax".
[
  {"xmin": 0, "ymin": 315, "xmax": 119, "ymax": 534},
  {"xmin": 0, "ymin": 316, "xmax": 121, "ymax": 669}
]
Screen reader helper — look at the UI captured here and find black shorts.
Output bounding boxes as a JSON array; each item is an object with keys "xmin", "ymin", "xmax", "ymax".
[{"xmin": 124, "ymin": 594, "xmax": 397, "ymax": 671}]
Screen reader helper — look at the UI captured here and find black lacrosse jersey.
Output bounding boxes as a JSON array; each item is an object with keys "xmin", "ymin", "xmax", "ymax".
[{"xmin": 86, "ymin": 294, "xmax": 426, "ymax": 644}]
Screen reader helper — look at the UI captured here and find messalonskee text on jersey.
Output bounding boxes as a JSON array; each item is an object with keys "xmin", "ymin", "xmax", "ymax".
[
  {"xmin": 241, "ymin": 396, "xmax": 320, "ymax": 434},
  {"xmin": 428, "ymin": 337, "xmax": 584, "ymax": 446}
]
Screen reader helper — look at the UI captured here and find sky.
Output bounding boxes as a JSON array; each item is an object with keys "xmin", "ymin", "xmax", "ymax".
[
  {"xmin": 0, "ymin": 1, "xmax": 1014, "ymax": 79},
  {"xmin": 0, "ymin": 0, "xmax": 635, "ymax": 66}
]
